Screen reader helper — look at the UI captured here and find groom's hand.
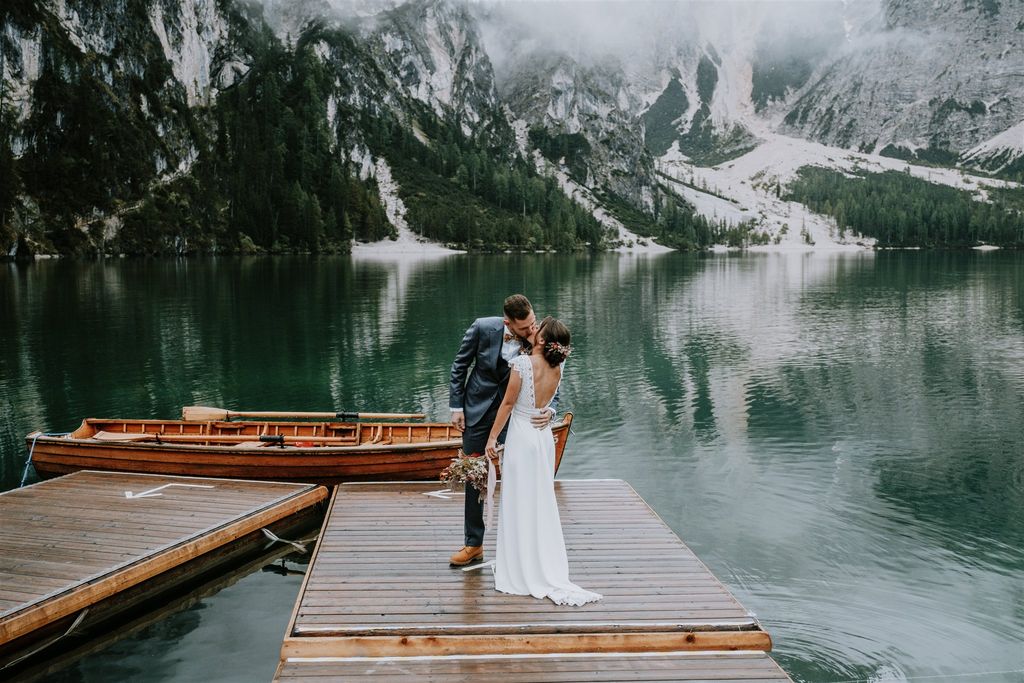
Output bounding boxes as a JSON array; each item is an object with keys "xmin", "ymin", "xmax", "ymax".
[
  {"xmin": 530, "ymin": 408, "xmax": 554, "ymax": 429},
  {"xmin": 451, "ymin": 410, "xmax": 465, "ymax": 431}
]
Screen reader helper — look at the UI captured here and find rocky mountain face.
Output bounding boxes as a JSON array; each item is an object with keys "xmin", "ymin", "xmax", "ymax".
[
  {"xmin": 1, "ymin": 0, "xmax": 1021, "ymax": 256},
  {"xmin": 500, "ymin": 50, "xmax": 655, "ymax": 207},
  {"xmin": 488, "ymin": 0, "xmax": 1022, "ymax": 177},
  {"xmin": 780, "ymin": 0, "xmax": 1024, "ymax": 171},
  {"xmin": 1, "ymin": 0, "xmax": 252, "ymax": 253}
]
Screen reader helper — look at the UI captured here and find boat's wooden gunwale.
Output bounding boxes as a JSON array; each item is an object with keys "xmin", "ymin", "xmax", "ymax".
[
  {"xmin": 26, "ymin": 415, "xmax": 573, "ymax": 484},
  {"xmin": 33, "ymin": 433, "xmax": 461, "ymax": 454},
  {"xmin": 34, "ymin": 416, "xmax": 571, "ymax": 453}
]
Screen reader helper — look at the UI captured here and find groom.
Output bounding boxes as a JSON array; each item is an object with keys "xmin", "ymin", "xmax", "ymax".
[{"xmin": 448, "ymin": 293, "xmax": 556, "ymax": 566}]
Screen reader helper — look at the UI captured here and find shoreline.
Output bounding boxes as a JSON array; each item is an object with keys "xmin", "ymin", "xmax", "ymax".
[{"xmin": 4, "ymin": 242, "xmax": 1016, "ymax": 261}]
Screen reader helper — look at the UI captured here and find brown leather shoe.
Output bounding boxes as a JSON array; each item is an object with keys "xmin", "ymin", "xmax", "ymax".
[{"xmin": 449, "ymin": 545, "xmax": 484, "ymax": 567}]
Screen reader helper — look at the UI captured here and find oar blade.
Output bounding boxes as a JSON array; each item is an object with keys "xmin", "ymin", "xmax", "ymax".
[{"xmin": 182, "ymin": 405, "xmax": 229, "ymax": 421}]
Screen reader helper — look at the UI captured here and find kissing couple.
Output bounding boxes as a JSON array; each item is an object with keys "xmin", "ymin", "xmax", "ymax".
[{"xmin": 448, "ymin": 294, "xmax": 601, "ymax": 606}]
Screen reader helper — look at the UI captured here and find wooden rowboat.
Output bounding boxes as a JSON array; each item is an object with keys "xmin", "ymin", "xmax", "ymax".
[{"xmin": 25, "ymin": 413, "xmax": 574, "ymax": 485}]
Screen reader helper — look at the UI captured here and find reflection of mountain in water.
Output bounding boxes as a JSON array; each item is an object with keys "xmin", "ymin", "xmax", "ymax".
[
  {"xmin": 625, "ymin": 254, "xmax": 879, "ymax": 443},
  {"xmin": 789, "ymin": 252, "xmax": 1024, "ymax": 557},
  {"xmin": 3, "ymin": 252, "xmax": 1023, "ymax": 682}
]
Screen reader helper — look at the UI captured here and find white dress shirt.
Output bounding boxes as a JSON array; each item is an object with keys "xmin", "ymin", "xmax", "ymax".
[{"xmin": 500, "ymin": 324, "xmax": 524, "ymax": 363}]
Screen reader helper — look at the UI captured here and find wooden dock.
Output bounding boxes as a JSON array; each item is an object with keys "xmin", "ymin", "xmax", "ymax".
[
  {"xmin": 0, "ymin": 471, "xmax": 327, "ymax": 672},
  {"xmin": 276, "ymin": 651, "xmax": 792, "ymax": 681},
  {"xmin": 275, "ymin": 479, "xmax": 790, "ymax": 681}
]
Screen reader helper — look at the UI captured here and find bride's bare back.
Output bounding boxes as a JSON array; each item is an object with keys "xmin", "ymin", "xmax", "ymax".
[{"xmin": 530, "ymin": 354, "xmax": 561, "ymax": 409}]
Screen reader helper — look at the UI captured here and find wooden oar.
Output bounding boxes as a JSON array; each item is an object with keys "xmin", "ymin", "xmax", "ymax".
[
  {"xmin": 92, "ymin": 431, "xmax": 361, "ymax": 444},
  {"xmin": 181, "ymin": 406, "xmax": 426, "ymax": 421}
]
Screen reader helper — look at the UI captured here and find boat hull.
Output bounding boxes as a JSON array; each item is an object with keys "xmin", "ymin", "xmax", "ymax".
[{"xmin": 27, "ymin": 414, "xmax": 574, "ymax": 485}]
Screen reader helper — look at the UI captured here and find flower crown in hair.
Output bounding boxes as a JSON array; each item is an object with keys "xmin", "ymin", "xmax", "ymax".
[{"xmin": 546, "ymin": 341, "xmax": 572, "ymax": 358}]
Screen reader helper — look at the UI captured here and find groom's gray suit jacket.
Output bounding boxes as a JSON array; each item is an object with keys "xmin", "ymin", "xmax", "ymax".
[
  {"xmin": 449, "ymin": 317, "xmax": 511, "ymax": 428},
  {"xmin": 449, "ymin": 316, "xmax": 559, "ymax": 428}
]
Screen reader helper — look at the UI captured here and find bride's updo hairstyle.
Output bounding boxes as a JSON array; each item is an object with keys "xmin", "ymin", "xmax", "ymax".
[{"xmin": 537, "ymin": 316, "xmax": 572, "ymax": 367}]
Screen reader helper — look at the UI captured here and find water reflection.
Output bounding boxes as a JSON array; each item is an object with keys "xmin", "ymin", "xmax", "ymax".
[{"xmin": 2, "ymin": 252, "xmax": 1023, "ymax": 682}]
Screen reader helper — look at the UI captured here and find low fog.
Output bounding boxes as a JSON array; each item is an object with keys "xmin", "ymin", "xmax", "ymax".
[
  {"xmin": 264, "ymin": 0, "xmax": 888, "ymax": 93},
  {"xmin": 471, "ymin": 1, "xmax": 881, "ymax": 78}
]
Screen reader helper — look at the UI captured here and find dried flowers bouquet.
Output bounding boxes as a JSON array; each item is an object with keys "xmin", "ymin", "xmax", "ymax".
[{"xmin": 439, "ymin": 450, "xmax": 491, "ymax": 503}]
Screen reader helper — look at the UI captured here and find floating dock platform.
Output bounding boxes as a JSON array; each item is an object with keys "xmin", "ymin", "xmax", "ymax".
[
  {"xmin": 0, "ymin": 471, "xmax": 327, "ymax": 672},
  {"xmin": 276, "ymin": 651, "xmax": 791, "ymax": 681},
  {"xmin": 275, "ymin": 479, "xmax": 791, "ymax": 681}
]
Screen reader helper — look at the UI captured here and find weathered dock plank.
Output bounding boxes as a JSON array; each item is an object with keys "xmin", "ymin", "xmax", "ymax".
[
  {"xmin": 0, "ymin": 471, "xmax": 327, "ymax": 671},
  {"xmin": 279, "ymin": 480, "xmax": 774, "ymax": 663},
  {"xmin": 276, "ymin": 651, "xmax": 792, "ymax": 682}
]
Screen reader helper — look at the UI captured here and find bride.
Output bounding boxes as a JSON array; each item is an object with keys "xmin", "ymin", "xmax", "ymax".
[{"xmin": 484, "ymin": 317, "xmax": 602, "ymax": 606}]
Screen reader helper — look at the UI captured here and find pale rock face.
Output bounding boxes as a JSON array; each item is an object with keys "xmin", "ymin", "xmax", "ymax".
[
  {"xmin": 148, "ymin": 0, "xmax": 228, "ymax": 106},
  {"xmin": 350, "ymin": 145, "xmax": 377, "ymax": 181},
  {"xmin": 508, "ymin": 111, "xmax": 530, "ymax": 156},
  {"xmin": 3, "ymin": 24, "xmax": 44, "ymax": 122},
  {"xmin": 529, "ymin": 151, "xmax": 670, "ymax": 253},
  {"xmin": 365, "ymin": 0, "xmax": 500, "ymax": 135},
  {"xmin": 781, "ymin": 0, "xmax": 1024, "ymax": 156},
  {"xmin": 215, "ymin": 59, "xmax": 250, "ymax": 91},
  {"xmin": 168, "ymin": 146, "xmax": 200, "ymax": 180},
  {"xmin": 326, "ymin": 95, "xmax": 339, "ymax": 141},
  {"xmin": 4, "ymin": 0, "xmax": 239, "ymax": 124},
  {"xmin": 372, "ymin": 157, "xmax": 409, "ymax": 231},
  {"xmin": 351, "ymin": 150, "xmax": 463, "ymax": 253},
  {"xmin": 50, "ymin": 0, "xmax": 109, "ymax": 54},
  {"xmin": 500, "ymin": 50, "xmax": 654, "ymax": 206}
]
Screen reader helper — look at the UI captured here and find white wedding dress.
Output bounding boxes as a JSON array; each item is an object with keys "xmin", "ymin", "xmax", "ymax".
[{"xmin": 493, "ymin": 355, "xmax": 602, "ymax": 606}]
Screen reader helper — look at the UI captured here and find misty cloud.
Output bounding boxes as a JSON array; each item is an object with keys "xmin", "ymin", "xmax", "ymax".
[{"xmin": 468, "ymin": 1, "xmax": 882, "ymax": 83}]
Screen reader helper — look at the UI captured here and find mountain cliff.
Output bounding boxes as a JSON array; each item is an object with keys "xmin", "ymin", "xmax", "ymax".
[
  {"xmin": 780, "ymin": 0, "xmax": 1024, "ymax": 170},
  {"xmin": 1, "ymin": 0, "xmax": 1022, "ymax": 257}
]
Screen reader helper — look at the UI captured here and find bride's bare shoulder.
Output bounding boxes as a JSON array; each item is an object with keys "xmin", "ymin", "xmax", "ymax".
[{"xmin": 531, "ymin": 355, "xmax": 560, "ymax": 377}]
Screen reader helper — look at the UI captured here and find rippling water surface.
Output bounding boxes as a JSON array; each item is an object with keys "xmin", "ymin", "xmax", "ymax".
[{"xmin": 2, "ymin": 252, "xmax": 1023, "ymax": 682}]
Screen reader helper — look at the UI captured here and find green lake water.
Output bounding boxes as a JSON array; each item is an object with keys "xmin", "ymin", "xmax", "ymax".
[{"xmin": 1, "ymin": 252, "xmax": 1023, "ymax": 682}]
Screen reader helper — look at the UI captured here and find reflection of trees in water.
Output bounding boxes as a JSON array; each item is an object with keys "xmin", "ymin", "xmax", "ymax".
[
  {"xmin": 5, "ymin": 251, "xmax": 1023, "ymax": 527},
  {"xmin": 636, "ymin": 253, "xmax": 850, "ymax": 448},
  {"xmin": 47, "ymin": 608, "xmax": 203, "ymax": 682},
  {"xmin": 801, "ymin": 251, "xmax": 1024, "ymax": 336},
  {"xmin": 875, "ymin": 443, "xmax": 1024, "ymax": 557},
  {"xmin": 331, "ymin": 254, "xmax": 605, "ymax": 417},
  {"xmin": 788, "ymin": 251, "xmax": 1024, "ymax": 563},
  {"xmin": 589, "ymin": 249, "xmax": 1024, "ymax": 573},
  {"xmin": 41, "ymin": 543, "xmax": 311, "ymax": 682}
]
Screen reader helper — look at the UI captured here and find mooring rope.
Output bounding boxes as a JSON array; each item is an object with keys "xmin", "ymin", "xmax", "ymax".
[
  {"xmin": 20, "ymin": 432, "xmax": 70, "ymax": 487},
  {"xmin": 261, "ymin": 528, "xmax": 310, "ymax": 554},
  {"xmin": 0, "ymin": 607, "xmax": 90, "ymax": 671}
]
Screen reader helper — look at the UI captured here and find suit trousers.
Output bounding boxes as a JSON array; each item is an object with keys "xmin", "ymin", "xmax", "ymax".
[{"xmin": 462, "ymin": 398, "xmax": 508, "ymax": 547}]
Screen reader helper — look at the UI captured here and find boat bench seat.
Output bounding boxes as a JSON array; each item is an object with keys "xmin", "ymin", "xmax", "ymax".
[{"xmin": 91, "ymin": 431, "xmax": 152, "ymax": 441}]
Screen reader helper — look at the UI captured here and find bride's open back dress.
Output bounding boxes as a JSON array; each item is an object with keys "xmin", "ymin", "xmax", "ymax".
[{"xmin": 493, "ymin": 354, "xmax": 602, "ymax": 606}]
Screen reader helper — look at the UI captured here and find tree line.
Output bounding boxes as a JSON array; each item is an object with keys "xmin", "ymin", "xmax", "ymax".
[
  {"xmin": 786, "ymin": 166, "xmax": 1024, "ymax": 248},
  {"xmin": 202, "ymin": 26, "xmax": 391, "ymax": 252},
  {"xmin": 361, "ymin": 110, "xmax": 611, "ymax": 250}
]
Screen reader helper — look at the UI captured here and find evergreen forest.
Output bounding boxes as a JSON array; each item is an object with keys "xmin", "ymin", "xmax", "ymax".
[{"xmin": 785, "ymin": 167, "xmax": 1024, "ymax": 248}]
